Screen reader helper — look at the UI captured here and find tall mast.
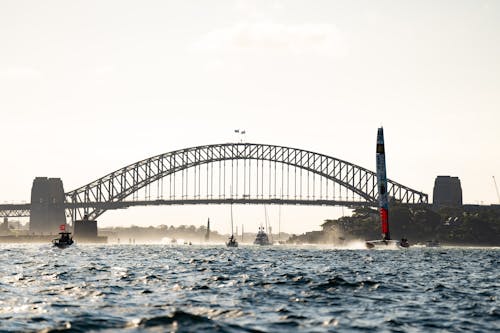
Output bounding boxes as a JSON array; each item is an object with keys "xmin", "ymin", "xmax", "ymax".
[
  {"xmin": 376, "ymin": 127, "xmax": 390, "ymax": 240},
  {"xmin": 230, "ymin": 184, "xmax": 234, "ymax": 237},
  {"xmin": 278, "ymin": 205, "xmax": 281, "ymax": 241},
  {"xmin": 264, "ymin": 205, "xmax": 269, "ymax": 232},
  {"xmin": 230, "ymin": 204, "xmax": 234, "ymax": 236},
  {"xmin": 205, "ymin": 218, "xmax": 210, "ymax": 242}
]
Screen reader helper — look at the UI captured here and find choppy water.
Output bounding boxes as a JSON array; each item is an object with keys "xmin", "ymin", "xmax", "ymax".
[{"xmin": 0, "ymin": 244, "xmax": 498, "ymax": 332}]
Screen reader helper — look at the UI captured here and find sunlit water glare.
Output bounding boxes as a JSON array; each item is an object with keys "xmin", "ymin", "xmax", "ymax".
[{"xmin": 0, "ymin": 244, "xmax": 498, "ymax": 332}]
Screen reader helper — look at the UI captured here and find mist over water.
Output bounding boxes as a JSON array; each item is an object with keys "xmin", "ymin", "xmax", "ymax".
[{"xmin": 0, "ymin": 244, "xmax": 498, "ymax": 332}]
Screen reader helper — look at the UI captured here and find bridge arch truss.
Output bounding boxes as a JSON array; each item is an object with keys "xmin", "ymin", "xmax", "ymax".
[{"xmin": 65, "ymin": 143, "xmax": 428, "ymax": 221}]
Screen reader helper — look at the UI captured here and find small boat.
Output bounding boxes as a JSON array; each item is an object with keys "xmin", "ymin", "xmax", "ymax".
[
  {"xmin": 226, "ymin": 234, "xmax": 238, "ymax": 248},
  {"xmin": 226, "ymin": 202, "xmax": 238, "ymax": 248},
  {"xmin": 254, "ymin": 227, "xmax": 272, "ymax": 246},
  {"xmin": 399, "ymin": 237, "xmax": 410, "ymax": 248},
  {"xmin": 254, "ymin": 206, "xmax": 273, "ymax": 246},
  {"xmin": 52, "ymin": 232, "xmax": 74, "ymax": 248}
]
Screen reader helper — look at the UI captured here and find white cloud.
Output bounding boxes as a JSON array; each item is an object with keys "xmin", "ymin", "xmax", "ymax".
[{"xmin": 192, "ymin": 22, "xmax": 347, "ymax": 57}]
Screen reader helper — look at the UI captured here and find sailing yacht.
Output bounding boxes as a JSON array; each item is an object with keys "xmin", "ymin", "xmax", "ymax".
[
  {"xmin": 226, "ymin": 203, "xmax": 238, "ymax": 248},
  {"xmin": 365, "ymin": 128, "xmax": 410, "ymax": 249},
  {"xmin": 226, "ymin": 234, "xmax": 238, "ymax": 247}
]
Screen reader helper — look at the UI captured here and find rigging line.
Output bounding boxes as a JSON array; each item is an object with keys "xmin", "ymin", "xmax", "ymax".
[
  {"xmin": 173, "ymin": 157, "xmax": 176, "ymax": 200},
  {"xmin": 210, "ymin": 155, "xmax": 213, "ymax": 199},
  {"xmin": 319, "ymin": 158, "xmax": 322, "ymax": 199},
  {"xmin": 307, "ymin": 169, "xmax": 310, "ymax": 199},
  {"xmin": 281, "ymin": 160, "xmax": 284, "ymax": 200},
  {"xmin": 231, "ymin": 156, "xmax": 234, "ymax": 199},
  {"xmin": 194, "ymin": 153, "xmax": 197, "ymax": 198},
  {"xmin": 255, "ymin": 155, "xmax": 258, "ymax": 198},
  {"xmin": 198, "ymin": 157, "xmax": 200, "ymax": 198},
  {"xmin": 324, "ymin": 157, "xmax": 327, "ymax": 199},
  {"xmin": 269, "ymin": 159, "xmax": 271, "ymax": 199},
  {"xmin": 236, "ymin": 150, "xmax": 239, "ymax": 198},
  {"xmin": 300, "ymin": 164, "xmax": 303, "ymax": 200},
  {"xmin": 294, "ymin": 165, "xmax": 297, "ymax": 199},
  {"xmin": 198, "ymin": 151, "xmax": 201, "ymax": 198},
  {"xmin": 243, "ymin": 153, "xmax": 246, "ymax": 197},
  {"xmin": 333, "ymin": 164, "xmax": 336, "ymax": 200},
  {"xmin": 187, "ymin": 157, "xmax": 190, "ymax": 199},
  {"xmin": 236, "ymin": 149, "xmax": 239, "ymax": 199},
  {"xmin": 261, "ymin": 156, "xmax": 264, "ymax": 199},
  {"xmin": 286, "ymin": 161, "xmax": 290, "ymax": 199},
  {"xmin": 313, "ymin": 169, "xmax": 315, "ymax": 200},
  {"xmin": 274, "ymin": 159, "xmax": 277, "ymax": 199},
  {"xmin": 249, "ymin": 158, "xmax": 251, "ymax": 198},
  {"xmin": 157, "ymin": 171, "xmax": 160, "ymax": 200}
]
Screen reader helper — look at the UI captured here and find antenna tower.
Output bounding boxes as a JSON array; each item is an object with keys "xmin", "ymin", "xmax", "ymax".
[{"xmin": 493, "ymin": 176, "xmax": 500, "ymax": 204}]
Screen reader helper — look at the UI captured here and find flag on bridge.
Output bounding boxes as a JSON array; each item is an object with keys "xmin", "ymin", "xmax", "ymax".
[{"xmin": 59, "ymin": 224, "xmax": 65, "ymax": 231}]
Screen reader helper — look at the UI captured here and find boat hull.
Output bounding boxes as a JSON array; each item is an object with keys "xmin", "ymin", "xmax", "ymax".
[
  {"xmin": 53, "ymin": 243, "xmax": 73, "ymax": 248},
  {"xmin": 254, "ymin": 230, "xmax": 271, "ymax": 246},
  {"xmin": 253, "ymin": 240, "xmax": 272, "ymax": 246},
  {"xmin": 52, "ymin": 240, "xmax": 74, "ymax": 248},
  {"xmin": 52, "ymin": 232, "xmax": 74, "ymax": 248},
  {"xmin": 365, "ymin": 239, "xmax": 408, "ymax": 249}
]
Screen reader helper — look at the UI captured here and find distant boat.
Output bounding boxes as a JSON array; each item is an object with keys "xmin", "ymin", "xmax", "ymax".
[
  {"xmin": 254, "ymin": 206, "xmax": 273, "ymax": 246},
  {"xmin": 226, "ymin": 201, "xmax": 238, "ymax": 248},
  {"xmin": 254, "ymin": 226, "xmax": 272, "ymax": 246},
  {"xmin": 52, "ymin": 225, "xmax": 74, "ymax": 248},
  {"xmin": 226, "ymin": 234, "xmax": 238, "ymax": 247},
  {"xmin": 399, "ymin": 238, "xmax": 410, "ymax": 248}
]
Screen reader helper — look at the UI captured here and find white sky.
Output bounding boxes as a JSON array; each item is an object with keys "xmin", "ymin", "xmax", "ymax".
[{"xmin": 1, "ymin": 0, "xmax": 499, "ymax": 234}]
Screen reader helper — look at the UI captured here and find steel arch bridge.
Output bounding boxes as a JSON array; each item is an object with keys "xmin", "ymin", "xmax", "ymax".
[{"xmin": 65, "ymin": 143, "xmax": 428, "ymax": 221}]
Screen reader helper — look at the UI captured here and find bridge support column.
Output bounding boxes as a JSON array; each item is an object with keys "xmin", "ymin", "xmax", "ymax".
[
  {"xmin": 0, "ymin": 217, "xmax": 8, "ymax": 235},
  {"xmin": 73, "ymin": 215, "xmax": 107, "ymax": 243},
  {"xmin": 29, "ymin": 177, "xmax": 66, "ymax": 235}
]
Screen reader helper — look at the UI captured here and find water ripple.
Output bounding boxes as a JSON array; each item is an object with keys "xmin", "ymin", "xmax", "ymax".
[{"xmin": 0, "ymin": 245, "xmax": 498, "ymax": 332}]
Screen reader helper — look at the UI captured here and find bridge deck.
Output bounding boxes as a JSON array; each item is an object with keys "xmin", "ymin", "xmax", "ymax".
[{"xmin": 0, "ymin": 199, "xmax": 433, "ymax": 218}]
